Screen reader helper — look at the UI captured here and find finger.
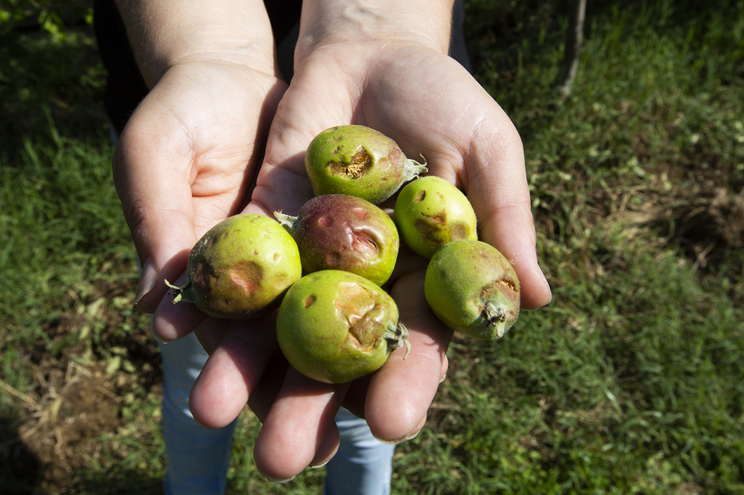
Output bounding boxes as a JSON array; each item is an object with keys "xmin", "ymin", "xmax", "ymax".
[
  {"xmin": 250, "ymin": 68, "xmax": 357, "ymax": 215},
  {"xmin": 113, "ymin": 95, "xmax": 198, "ymax": 314},
  {"xmin": 247, "ymin": 351, "xmax": 290, "ymax": 423},
  {"xmin": 364, "ymin": 271, "xmax": 452, "ymax": 442},
  {"xmin": 189, "ymin": 315, "xmax": 279, "ymax": 429},
  {"xmin": 193, "ymin": 314, "xmax": 230, "ymax": 356},
  {"xmin": 340, "ymin": 374, "xmax": 372, "ymax": 419},
  {"xmin": 151, "ymin": 270, "xmax": 209, "ymax": 342},
  {"xmin": 361, "ymin": 53, "xmax": 551, "ymax": 309},
  {"xmin": 253, "ymin": 368, "xmax": 344, "ymax": 481},
  {"xmin": 463, "ymin": 113, "xmax": 552, "ymax": 309}
]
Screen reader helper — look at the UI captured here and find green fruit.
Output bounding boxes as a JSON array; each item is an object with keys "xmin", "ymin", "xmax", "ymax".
[
  {"xmin": 166, "ymin": 214, "xmax": 302, "ymax": 319},
  {"xmin": 274, "ymin": 194, "xmax": 399, "ymax": 286},
  {"xmin": 305, "ymin": 125, "xmax": 427, "ymax": 204},
  {"xmin": 424, "ymin": 239, "xmax": 520, "ymax": 340},
  {"xmin": 276, "ymin": 270, "xmax": 410, "ymax": 384},
  {"xmin": 394, "ymin": 176, "xmax": 478, "ymax": 259}
]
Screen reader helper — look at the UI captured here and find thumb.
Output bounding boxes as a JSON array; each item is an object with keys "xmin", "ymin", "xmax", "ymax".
[{"xmin": 113, "ymin": 107, "xmax": 198, "ymax": 314}]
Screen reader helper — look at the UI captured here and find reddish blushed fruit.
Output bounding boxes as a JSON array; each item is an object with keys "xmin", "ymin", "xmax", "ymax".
[
  {"xmin": 275, "ymin": 194, "xmax": 399, "ymax": 286},
  {"xmin": 305, "ymin": 125, "xmax": 427, "ymax": 204},
  {"xmin": 165, "ymin": 214, "xmax": 302, "ymax": 319},
  {"xmin": 276, "ymin": 270, "xmax": 410, "ymax": 384},
  {"xmin": 424, "ymin": 239, "xmax": 520, "ymax": 340}
]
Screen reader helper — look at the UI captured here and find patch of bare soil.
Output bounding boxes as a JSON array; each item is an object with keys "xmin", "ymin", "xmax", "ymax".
[
  {"xmin": 0, "ymin": 275, "xmax": 162, "ymax": 494},
  {"xmin": 16, "ymin": 363, "xmax": 121, "ymax": 487},
  {"xmin": 625, "ymin": 164, "xmax": 744, "ymax": 274}
]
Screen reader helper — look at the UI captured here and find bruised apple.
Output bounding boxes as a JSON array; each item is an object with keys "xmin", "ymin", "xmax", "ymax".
[
  {"xmin": 165, "ymin": 214, "xmax": 302, "ymax": 319},
  {"xmin": 305, "ymin": 125, "xmax": 427, "ymax": 204},
  {"xmin": 394, "ymin": 176, "xmax": 478, "ymax": 259},
  {"xmin": 274, "ymin": 194, "xmax": 399, "ymax": 286},
  {"xmin": 276, "ymin": 270, "xmax": 410, "ymax": 384},
  {"xmin": 424, "ymin": 239, "xmax": 520, "ymax": 340}
]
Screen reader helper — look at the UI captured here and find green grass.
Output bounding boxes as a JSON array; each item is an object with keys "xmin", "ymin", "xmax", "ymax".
[{"xmin": 1, "ymin": 0, "xmax": 744, "ymax": 493}]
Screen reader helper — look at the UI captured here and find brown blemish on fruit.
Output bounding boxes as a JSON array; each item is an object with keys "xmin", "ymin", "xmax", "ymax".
[
  {"xmin": 303, "ymin": 294, "xmax": 316, "ymax": 308},
  {"xmin": 478, "ymin": 278, "xmax": 520, "ymax": 325},
  {"xmin": 500, "ymin": 278, "xmax": 519, "ymax": 293},
  {"xmin": 352, "ymin": 207, "xmax": 368, "ymax": 220},
  {"xmin": 423, "ymin": 211, "xmax": 446, "ymax": 225},
  {"xmin": 415, "ymin": 211, "xmax": 446, "ymax": 243},
  {"xmin": 274, "ymin": 252, "xmax": 281, "ymax": 262},
  {"xmin": 191, "ymin": 260, "xmax": 218, "ymax": 294},
  {"xmin": 351, "ymin": 229, "xmax": 379, "ymax": 259},
  {"xmin": 327, "ymin": 148, "xmax": 372, "ymax": 179},
  {"xmin": 318, "ymin": 215, "xmax": 333, "ymax": 227},
  {"xmin": 228, "ymin": 260, "xmax": 263, "ymax": 296},
  {"xmin": 415, "ymin": 190, "xmax": 426, "ymax": 202},
  {"xmin": 334, "ymin": 282, "xmax": 379, "ymax": 350},
  {"xmin": 450, "ymin": 222, "xmax": 468, "ymax": 240},
  {"xmin": 324, "ymin": 251, "xmax": 342, "ymax": 267}
]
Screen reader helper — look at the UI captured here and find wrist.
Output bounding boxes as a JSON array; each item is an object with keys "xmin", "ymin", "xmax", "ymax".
[
  {"xmin": 116, "ymin": 0, "xmax": 277, "ymax": 87},
  {"xmin": 296, "ymin": 0, "xmax": 455, "ymax": 61}
]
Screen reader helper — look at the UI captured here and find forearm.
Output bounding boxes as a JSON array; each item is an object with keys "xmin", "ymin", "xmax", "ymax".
[
  {"xmin": 296, "ymin": 0, "xmax": 456, "ymax": 58},
  {"xmin": 115, "ymin": 0, "xmax": 276, "ymax": 87}
]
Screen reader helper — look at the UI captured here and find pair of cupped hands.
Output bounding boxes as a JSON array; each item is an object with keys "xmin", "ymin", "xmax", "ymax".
[{"xmin": 114, "ymin": 16, "xmax": 552, "ymax": 482}]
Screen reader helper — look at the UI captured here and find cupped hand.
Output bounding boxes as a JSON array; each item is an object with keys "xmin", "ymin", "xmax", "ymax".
[
  {"xmin": 187, "ymin": 39, "xmax": 552, "ymax": 481},
  {"xmin": 113, "ymin": 60, "xmax": 286, "ymax": 318}
]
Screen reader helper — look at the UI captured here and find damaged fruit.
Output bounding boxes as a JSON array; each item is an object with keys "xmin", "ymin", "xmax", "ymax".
[
  {"xmin": 424, "ymin": 239, "xmax": 520, "ymax": 340},
  {"xmin": 276, "ymin": 270, "xmax": 410, "ymax": 384},
  {"xmin": 305, "ymin": 125, "xmax": 427, "ymax": 204},
  {"xmin": 274, "ymin": 194, "xmax": 399, "ymax": 286},
  {"xmin": 394, "ymin": 176, "xmax": 478, "ymax": 259},
  {"xmin": 165, "ymin": 213, "xmax": 302, "ymax": 319}
]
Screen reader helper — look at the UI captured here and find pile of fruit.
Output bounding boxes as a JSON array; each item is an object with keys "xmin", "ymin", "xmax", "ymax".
[{"xmin": 166, "ymin": 125, "xmax": 521, "ymax": 384}]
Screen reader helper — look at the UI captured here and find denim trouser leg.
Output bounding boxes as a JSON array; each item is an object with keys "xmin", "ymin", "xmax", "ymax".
[
  {"xmin": 158, "ymin": 329, "xmax": 394, "ymax": 495},
  {"xmin": 159, "ymin": 334, "xmax": 237, "ymax": 495},
  {"xmin": 324, "ymin": 408, "xmax": 396, "ymax": 495}
]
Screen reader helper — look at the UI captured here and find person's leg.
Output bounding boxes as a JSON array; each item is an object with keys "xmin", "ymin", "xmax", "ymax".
[
  {"xmin": 158, "ymin": 331, "xmax": 238, "ymax": 495},
  {"xmin": 324, "ymin": 408, "xmax": 397, "ymax": 495}
]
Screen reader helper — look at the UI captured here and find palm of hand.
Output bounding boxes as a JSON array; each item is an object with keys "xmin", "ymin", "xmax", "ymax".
[
  {"xmin": 116, "ymin": 61, "xmax": 286, "ymax": 314},
  {"xmin": 185, "ymin": 42, "xmax": 550, "ymax": 481}
]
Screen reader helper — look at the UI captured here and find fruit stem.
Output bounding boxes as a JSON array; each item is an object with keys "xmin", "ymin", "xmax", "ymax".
[
  {"xmin": 164, "ymin": 278, "xmax": 196, "ymax": 305},
  {"xmin": 385, "ymin": 323, "xmax": 411, "ymax": 359},
  {"xmin": 482, "ymin": 301, "xmax": 508, "ymax": 338},
  {"xmin": 273, "ymin": 211, "xmax": 299, "ymax": 235},
  {"xmin": 403, "ymin": 155, "xmax": 428, "ymax": 183}
]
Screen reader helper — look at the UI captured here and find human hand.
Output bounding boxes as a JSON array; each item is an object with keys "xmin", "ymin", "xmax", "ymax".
[
  {"xmin": 186, "ymin": 9, "xmax": 552, "ymax": 481},
  {"xmin": 114, "ymin": 60, "xmax": 286, "ymax": 317}
]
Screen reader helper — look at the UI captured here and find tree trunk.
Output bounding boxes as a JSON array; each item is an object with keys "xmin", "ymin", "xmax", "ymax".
[{"xmin": 554, "ymin": 0, "xmax": 588, "ymax": 97}]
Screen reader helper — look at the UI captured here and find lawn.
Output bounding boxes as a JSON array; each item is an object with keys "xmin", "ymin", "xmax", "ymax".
[{"xmin": 1, "ymin": 0, "xmax": 743, "ymax": 493}]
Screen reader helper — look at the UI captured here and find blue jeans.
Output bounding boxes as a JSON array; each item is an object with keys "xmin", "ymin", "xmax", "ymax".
[{"xmin": 158, "ymin": 332, "xmax": 395, "ymax": 495}]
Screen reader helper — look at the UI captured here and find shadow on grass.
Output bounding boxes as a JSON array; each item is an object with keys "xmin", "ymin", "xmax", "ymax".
[
  {"xmin": 70, "ymin": 469, "xmax": 163, "ymax": 495},
  {"xmin": 0, "ymin": 25, "xmax": 110, "ymax": 165},
  {"xmin": 0, "ymin": 414, "xmax": 43, "ymax": 495}
]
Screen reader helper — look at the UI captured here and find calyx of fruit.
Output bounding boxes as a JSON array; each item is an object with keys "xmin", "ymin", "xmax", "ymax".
[{"xmin": 424, "ymin": 239, "xmax": 520, "ymax": 340}]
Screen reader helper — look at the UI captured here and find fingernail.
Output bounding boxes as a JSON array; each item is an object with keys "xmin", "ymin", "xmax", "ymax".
[
  {"xmin": 262, "ymin": 474, "xmax": 295, "ymax": 484},
  {"xmin": 439, "ymin": 372, "xmax": 447, "ymax": 384},
  {"xmin": 309, "ymin": 457, "xmax": 332, "ymax": 469},
  {"xmin": 405, "ymin": 429, "xmax": 421, "ymax": 441},
  {"xmin": 541, "ymin": 268, "xmax": 553, "ymax": 303},
  {"xmin": 372, "ymin": 433, "xmax": 405, "ymax": 445},
  {"xmin": 134, "ymin": 258, "xmax": 157, "ymax": 308},
  {"xmin": 309, "ymin": 449, "xmax": 338, "ymax": 469},
  {"xmin": 149, "ymin": 318, "xmax": 170, "ymax": 345}
]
